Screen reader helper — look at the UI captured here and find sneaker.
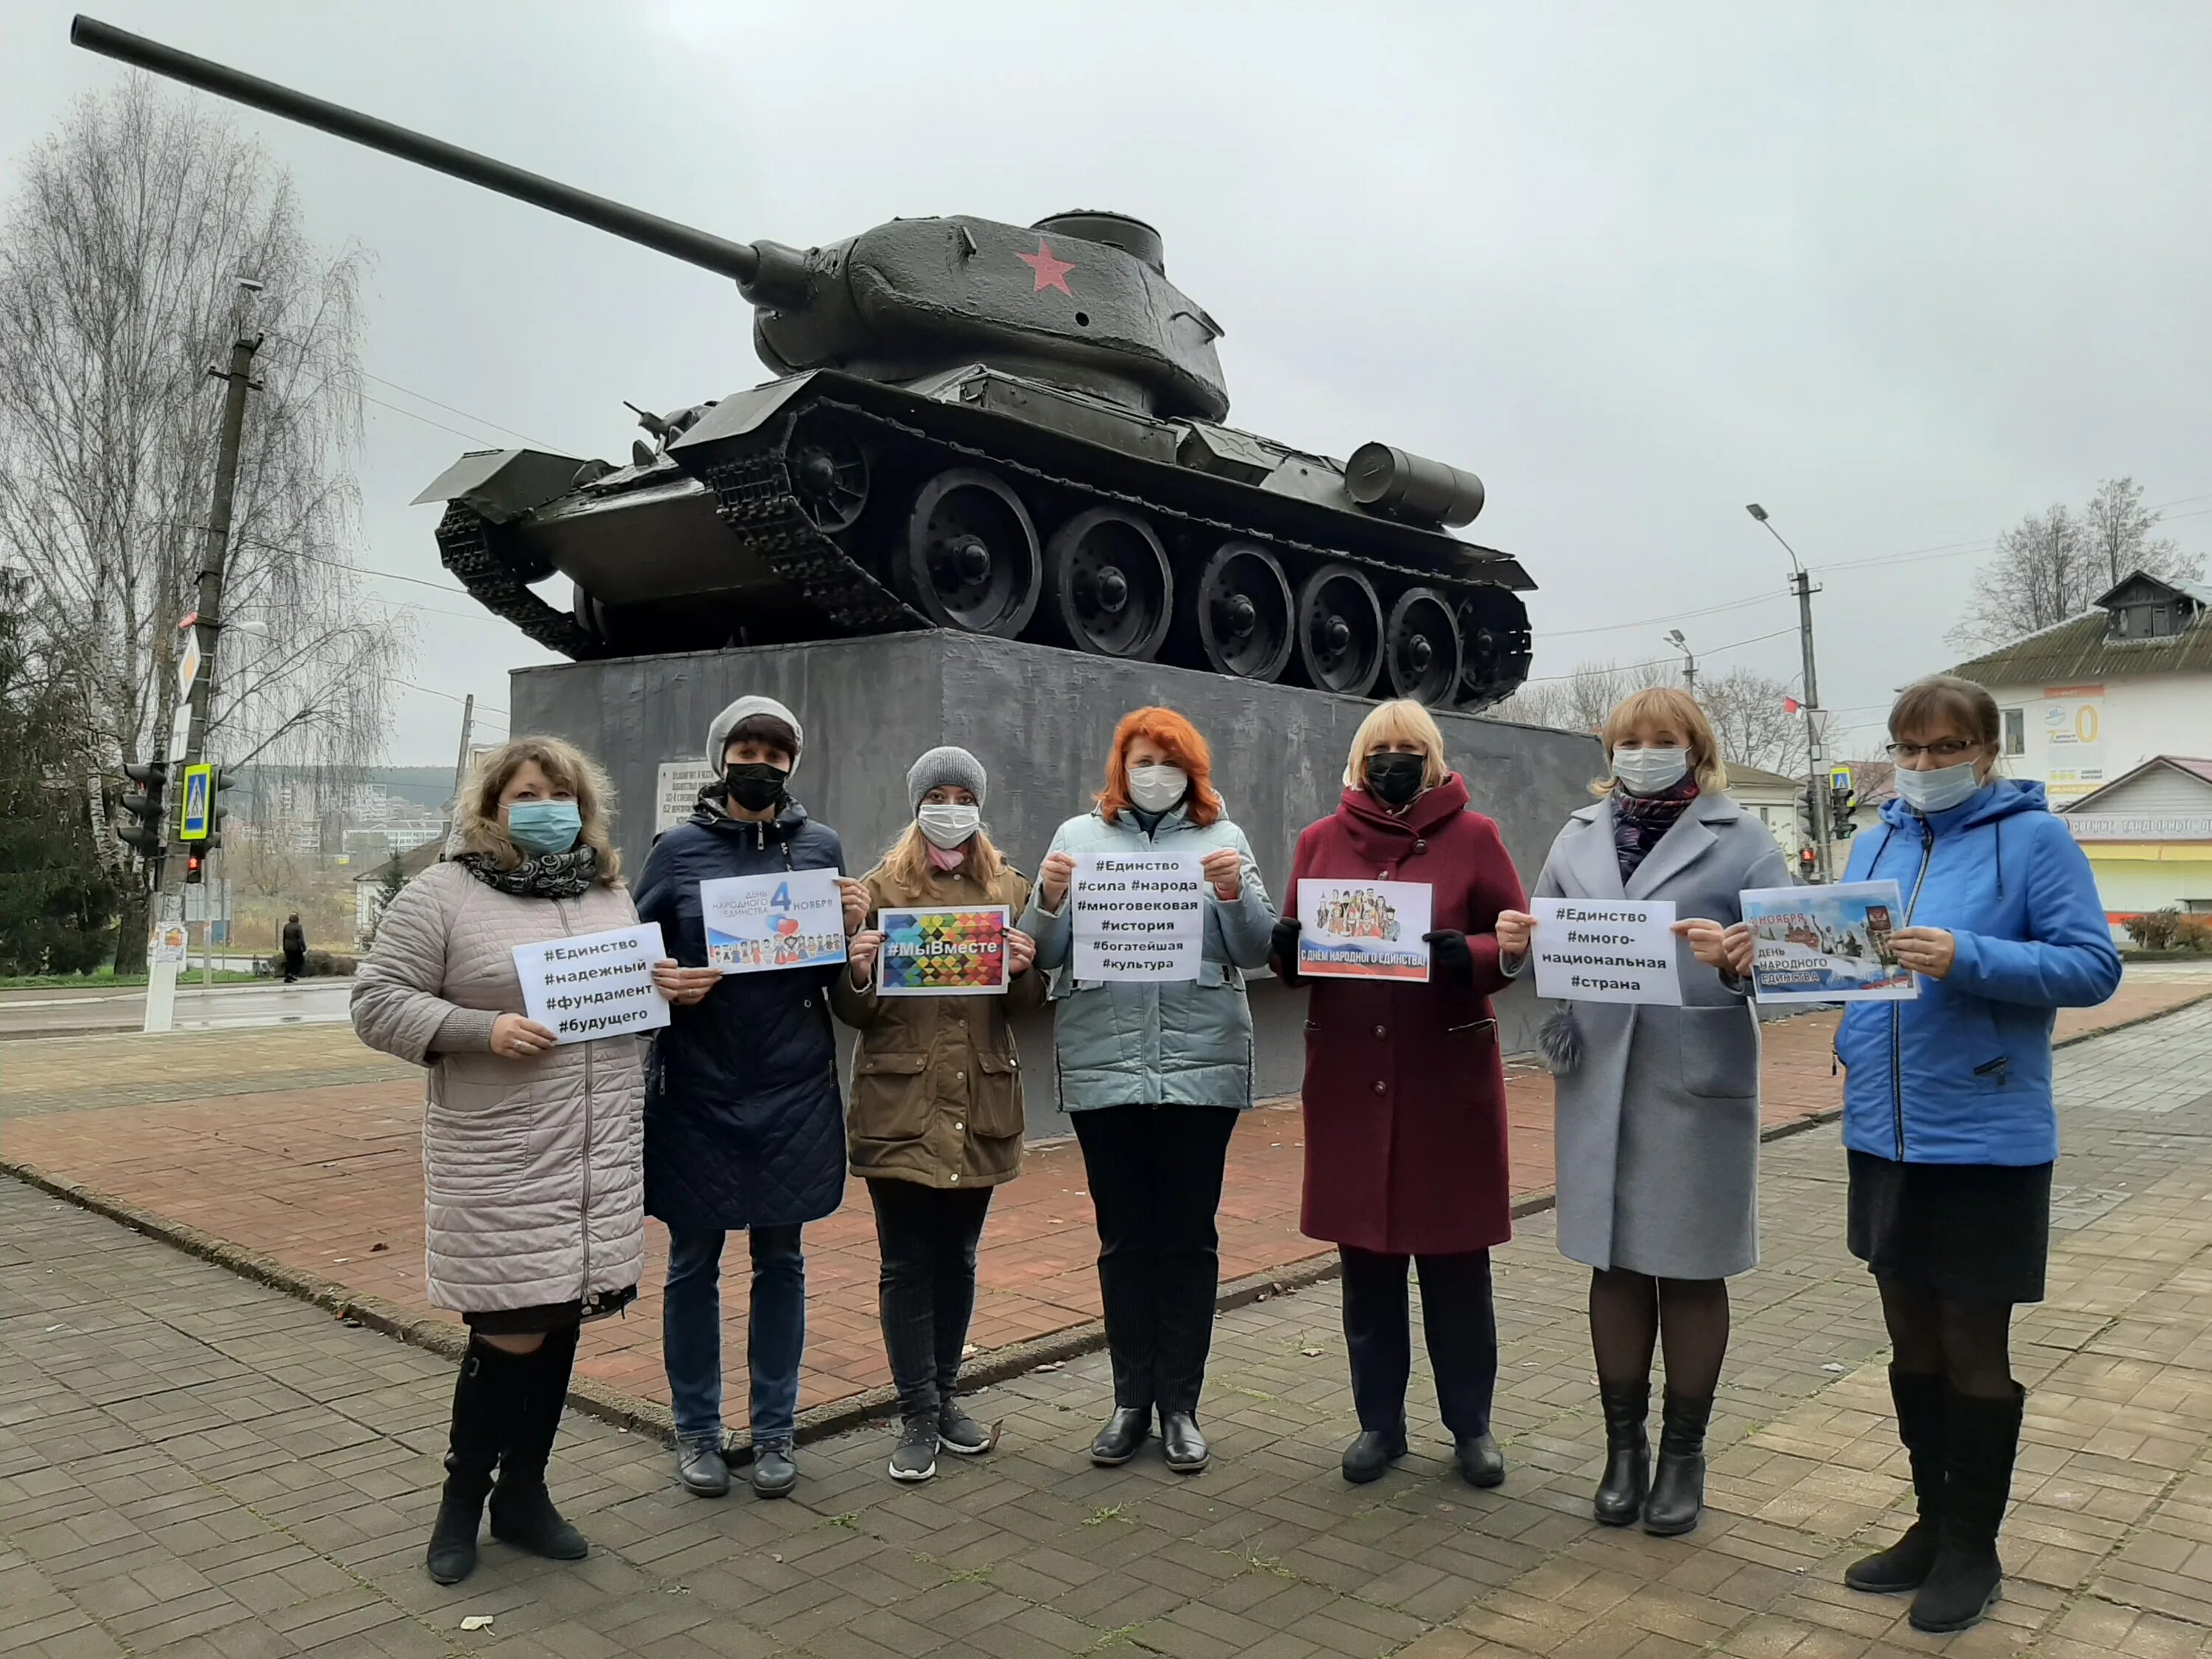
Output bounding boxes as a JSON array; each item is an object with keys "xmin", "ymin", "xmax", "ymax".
[
  {"xmin": 888, "ymin": 1416, "xmax": 939, "ymax": 1483},
  {"xmin": 750, "ymin": 1439, "xmax": 798, "ymax": 1498},
  {"xmin": 938, "ymin": 1400, "xmax": 994, "ymax": 1456},
  {"xmin": 675, "ymin": 1433, "xmax": 729, "ymax": 1498}
]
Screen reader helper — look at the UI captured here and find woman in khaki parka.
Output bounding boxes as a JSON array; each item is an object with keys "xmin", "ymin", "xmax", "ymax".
[{"xmin": 834, "ymin": 747, "xmax": 1046, "ymax": 1483}]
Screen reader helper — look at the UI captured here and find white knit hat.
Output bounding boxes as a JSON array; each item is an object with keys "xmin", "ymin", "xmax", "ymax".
[{"xmin": 706, "ymin": 695, "xmax": 804, "ymax": 775}]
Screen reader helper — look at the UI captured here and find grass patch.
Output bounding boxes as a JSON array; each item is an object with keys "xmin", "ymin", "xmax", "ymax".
[
  {"xmin": 1082, "ymin": 1504, "xmax": 1126, "ymax": 1528},
  {"xmin": 0, "ymin": 968, "xmax": 264, "ymax": 990}
]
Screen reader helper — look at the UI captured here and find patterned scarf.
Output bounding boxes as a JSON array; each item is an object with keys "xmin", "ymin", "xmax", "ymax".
[
  {"xmin": 453, "ymin": 844, "xmax": 600, "ymax": 900},
  {"xmin": 1610, "ymin": 777, "xmax": 1700, "ymax": 880}
]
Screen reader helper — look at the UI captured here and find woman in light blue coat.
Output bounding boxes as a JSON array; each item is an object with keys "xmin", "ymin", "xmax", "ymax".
[{"xmin": 1019, "ymin": 706, "xmax": 1275, "ymax": 1474}]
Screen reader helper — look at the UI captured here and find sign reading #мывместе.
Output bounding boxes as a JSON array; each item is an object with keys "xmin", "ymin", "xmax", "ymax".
[{"xmin": 1071, "ymin": 852, "xmax": 1204, "ymax": 982}]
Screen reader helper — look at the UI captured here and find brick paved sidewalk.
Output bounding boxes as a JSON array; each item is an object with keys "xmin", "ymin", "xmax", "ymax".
[
  {"xmin": 1, "ymin": 979, "xmax": 2201, "ymax": 1436},
  {"xmin": 4, "ymin": 1001, "xmax": 2209, "ymax": 1658}
]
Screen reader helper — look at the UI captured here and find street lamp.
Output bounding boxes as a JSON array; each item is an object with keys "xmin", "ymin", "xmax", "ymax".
[
  {"xmin": 1664, "ymin": 628, "xmax": 1697, "ymax": 693},
  {"xmin": 1744, "ymin": 504, "xmax": 1830, "ymax": 880}
]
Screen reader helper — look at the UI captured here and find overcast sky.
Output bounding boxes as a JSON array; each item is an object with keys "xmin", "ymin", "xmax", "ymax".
[{"xmin": 7, "ymin": 0, "xmax": 2208, "ymax": 764}]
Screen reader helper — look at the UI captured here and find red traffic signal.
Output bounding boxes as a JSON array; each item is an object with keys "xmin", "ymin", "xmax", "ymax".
[{"xmin": 184, "ymin": 849, "xmax": 206, "ymax": 885}]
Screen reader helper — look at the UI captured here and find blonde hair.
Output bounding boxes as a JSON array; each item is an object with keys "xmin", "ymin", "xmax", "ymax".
[
  {"xmin": 874, "ymin": 821, "xmax": 1009, "ymax": 898},
  {"xmin": 456, "ymin": 735, "xmax": 622, "ymax": 885},
  {"xmin": 1593, "ymin": 687, "xmax": 1728, "ymax": 796},
  {"xmin": 1343, "ymin": 698, "xmax": 1450, "ymax": 791}
]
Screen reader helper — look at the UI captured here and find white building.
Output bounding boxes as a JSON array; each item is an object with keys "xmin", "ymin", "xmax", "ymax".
[
  {"xmin": 2055, "ymin": 756, "xmax": 2212, "ymax": 934},
  {"xmin": 1724, "ymin": 763, "xmax": 1807, "ymax": 863},
  {"xmin": 1947, "ymin": 571, "xmax": 2212, "ymax": 807}
]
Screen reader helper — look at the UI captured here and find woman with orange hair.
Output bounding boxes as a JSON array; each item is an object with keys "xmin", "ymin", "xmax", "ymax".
[{"xmin": 1019, "ymin": 707, "xmax": 1277, "ymax": 1474}]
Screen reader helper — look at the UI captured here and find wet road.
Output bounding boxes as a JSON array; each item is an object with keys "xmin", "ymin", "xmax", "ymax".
[{"xmin": 0, "ymin": 978, "xmax": 353, "ymax": 1038}]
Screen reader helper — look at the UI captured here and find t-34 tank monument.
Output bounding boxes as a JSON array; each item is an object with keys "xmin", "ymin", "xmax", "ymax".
[
  {"xmin": 74, "ymin": 16, "xmax": 1533, "ymax": 710},
  {"xmin": 80, "ymin": 16, "xmax": 1601, "ymax": 1114}
]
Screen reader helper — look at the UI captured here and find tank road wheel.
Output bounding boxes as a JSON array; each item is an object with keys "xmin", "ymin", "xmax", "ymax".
[
  {"xmin": 787, "ymin": 412, "xmax": 869, "ymax": 533},
  {"xmin": 1192, "ymin": 541, "xmax": 1295, "ymax": 681},
  {"xmin": 1451, "ymin": 588, "xmax": 1535, "ymax": 711},
  {"xmin": 899, "ymin": 468, "xmax": 1042, "ymax": 636},
  {"xmin": 1044, "ymin": 507, "xmax": 1174, "ymax": 660},
  {"xmin": 1384, "ymin": 588, "xmax": 1464, "ymax": 706},
  {"xmin": 1293, "ymin": 563, "xmax": 1385, "ymax": 698}
]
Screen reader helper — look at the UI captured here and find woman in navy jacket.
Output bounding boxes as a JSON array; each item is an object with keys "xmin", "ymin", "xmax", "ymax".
[
  {"xmin": 1725, "ymin": 676, "xmax": 2117, "ymax": 1634},
  {"xmin": 636, "ymin": 695, "xmax": 867, "ymax": 1502}
]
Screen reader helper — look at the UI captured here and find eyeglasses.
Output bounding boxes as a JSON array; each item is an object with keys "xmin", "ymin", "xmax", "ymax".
[{"xmin": 1885, "ymin": 739, "xmax": 1979, "ymax": 760}]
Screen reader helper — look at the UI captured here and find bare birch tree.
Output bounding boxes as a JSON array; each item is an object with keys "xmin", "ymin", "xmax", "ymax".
[
  {"xmin": 1697, "ymin": 666, "xmax": 1808, "ymax": 778},
  {"xmin": 0, "ymin": 77, "xmax": 409, "ymax": 965},
  {"xmin": 1951, "ymin": 480, "xmax": 2202, "ymax": 650},
  {"xmin": 1489, "ymin": 656, "xmax": 1674, "ymax": 734}
]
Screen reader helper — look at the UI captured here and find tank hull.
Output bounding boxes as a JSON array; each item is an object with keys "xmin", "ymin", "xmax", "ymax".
[{"xmin": 425, "ymin": 367, "xmax": 1535, "ymax": 708}]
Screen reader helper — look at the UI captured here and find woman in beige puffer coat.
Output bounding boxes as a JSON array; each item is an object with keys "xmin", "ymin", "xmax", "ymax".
[{"xmin": 352, "ymin": 736, "xmax": 714, "ymax": 1587}]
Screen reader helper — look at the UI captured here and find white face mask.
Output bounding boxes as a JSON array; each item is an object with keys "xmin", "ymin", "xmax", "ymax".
[
  {"xmin": 917, "ymin": 802, "xmax": 980, "ymax": 849},
  {"xmin": 1126, "ymin": 763, "xmax": 1189, "ymax": 814},
  {"xmin": 1612, "ymin": 745, "xmax": 1690, "ymax": 796},
  {"xmin": 1893, "ymin": 759, "xmax": 1982, "ymax": 815}
]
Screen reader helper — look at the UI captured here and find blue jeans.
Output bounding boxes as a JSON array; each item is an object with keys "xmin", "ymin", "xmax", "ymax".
[{"xmin": 662, "ymin": 1224, "xmax": 805, "ymax": 1446}]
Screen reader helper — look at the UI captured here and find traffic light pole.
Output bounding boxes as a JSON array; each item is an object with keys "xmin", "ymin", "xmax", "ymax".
[
  {"xmin": 1791, "ymin": 567, "xmax": 1833, "ymax": 883},
  {"xmin": 145, "ymin": 319, "xmax": 260, "ymax": 1034}
]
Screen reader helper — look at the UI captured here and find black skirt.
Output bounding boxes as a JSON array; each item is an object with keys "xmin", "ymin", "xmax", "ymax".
[
  {"xmin": 1846, "ymin": 1150, "xmax": 2052, "ymax": 1304},
  {"xmin": 462, "ymin": 1282, "xmax": 636, "ymax": 1335}
]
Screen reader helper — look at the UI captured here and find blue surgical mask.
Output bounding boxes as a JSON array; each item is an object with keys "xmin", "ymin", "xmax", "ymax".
[
  {"xmin": 507, "ymin": 799, "xmax": 582, "ymax": 855},
  {"xmin": 1893, "ymin": 759, "xmax": 1981, "ymax": 815}
]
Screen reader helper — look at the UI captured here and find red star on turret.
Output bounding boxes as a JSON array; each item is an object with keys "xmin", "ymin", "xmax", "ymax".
[{"xmin": 1018, "ymin": 237, "xmax": 1076, "ymax": 296}]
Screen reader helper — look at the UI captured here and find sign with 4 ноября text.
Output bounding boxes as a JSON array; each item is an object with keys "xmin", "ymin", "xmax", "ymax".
[
  {"xmin": 1071, "ymin": 851, "xmax": 1205, "ymax": 982},
  {"xmin": 699, "ymin": 869, "xmax": 847, "ymax": 975},
  {"xmin": 512, "ymin": 922, "xmax": 672, "ymax": 1045},
  {"xmin": 1529, "ymin": 897, "xmax": 1681, "ymax": 1004}
]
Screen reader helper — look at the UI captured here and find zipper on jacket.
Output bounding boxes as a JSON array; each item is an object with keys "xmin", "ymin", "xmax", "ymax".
[
  {"xmin": 554, "ymin": 896, "xmax": 594, "ymax": 1305},
  {"xmin": 1890, "ymin": 820, "xmax": 1936, "ymax": 1161}
]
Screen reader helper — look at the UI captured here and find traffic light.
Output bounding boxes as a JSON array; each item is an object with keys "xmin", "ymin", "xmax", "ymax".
[
  {"xmin": 1827, "ymin": 765, "xmax": 1857, "ymax": 841},
  {"xmin": 184, "ymin": 847, "xmax": 206, "ymax": 885},
  {"xmin": 1798, "ymin": 845, "xmax": 1818, "ymax": 877},
  {"xmin": 207, "ymin": 764, "xmax": 236, "ymax": 852},
  {"xmin": 119, "ymin": 760, "xmax": 170, "ymax": 860}
]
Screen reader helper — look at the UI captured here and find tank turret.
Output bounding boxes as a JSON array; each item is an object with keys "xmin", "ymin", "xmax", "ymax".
[{"xmin": 74, "ymin": 15, "xmax": 1533, "ymax": 707}]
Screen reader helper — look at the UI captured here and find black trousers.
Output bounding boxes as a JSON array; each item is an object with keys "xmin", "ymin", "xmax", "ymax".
[
  {"xmin": 866, "ymin": 1178, "xmax": 994, "ymax": 1419},
  {"xmin": 1340, "ymin": 1246, "xmax": 1498, "ymax": 1441},
  {"xmin": 1072, "ymin": 1103, "xmax": 1239, "ymax": 1418}
]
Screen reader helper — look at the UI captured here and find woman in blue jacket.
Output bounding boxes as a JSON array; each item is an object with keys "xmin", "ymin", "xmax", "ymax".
[
  {"xmin": 1019, "ymin": 706, "xmax": 1276, "ymax": 1475},
  {"xmin": 1758, "ymin": 676, "xmax": 2117, "ymax": 1634},
  {"xmin": 636, "ymin": 695, "xmax": 868, "ymax": 1502}
]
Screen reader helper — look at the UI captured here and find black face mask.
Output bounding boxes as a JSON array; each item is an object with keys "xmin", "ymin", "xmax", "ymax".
[
  {"xmin": 724, "ymin": 762, "xmax": 789, "ymax": 813},
  {"xmin": 1364, "ymin": 751, "xmax": 1427, "ymax": 807}
]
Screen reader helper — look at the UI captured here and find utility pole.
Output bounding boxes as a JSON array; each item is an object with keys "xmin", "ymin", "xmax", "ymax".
[
  {"xmin": 147, "ymin": 282, "xmax": 262, "ymax": 1033},
  {"xmin": 448, "ymin": 693, "xmax": 476, "ymax": 830},
  {"xmin": 1746, "ymin": 504, "xmax": 1832, "ymax": 883}
]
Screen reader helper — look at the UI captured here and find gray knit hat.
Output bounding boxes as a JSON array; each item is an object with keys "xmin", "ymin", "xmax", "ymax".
[
  {"xmin": 907, "ymin": 745, "xmax": 987, "ymax": 813},
  {"xmin": 706, "ymin": 694, "xmax": 804, "ymax": 775}
]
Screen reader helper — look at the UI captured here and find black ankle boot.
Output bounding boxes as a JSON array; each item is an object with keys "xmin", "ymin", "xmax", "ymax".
[
  {"xmin": 426, "ymin": 1338, "xmax": 513, "ymax": 1585},
  {"xmin": 1908, "ymin": 1384, "xmax": 2022, "ymax": 1634},
  {"xmin": 487, "ymin": 1327, "xmax": 588, "ymax": 1561},
  {"xmin": 1593, "ymin": 1382, "xmax": 1649, "ymax": 1527},
  {"xmin": 1641, "ymin": 1390, "xmax": 1711, "ymax": 1537},
  {"xmin": 1845, "ymin": 1369, "xmax": 1946, "ymax": 1593}
]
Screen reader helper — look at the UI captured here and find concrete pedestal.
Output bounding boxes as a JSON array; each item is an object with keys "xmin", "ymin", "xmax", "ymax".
[{"xmin": 510, "ymin": 633, "xmax": 1603, "ymax": 1135}]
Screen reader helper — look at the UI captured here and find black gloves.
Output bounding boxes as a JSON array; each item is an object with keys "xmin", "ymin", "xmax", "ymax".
[
  {"xmin": 1270, "ymin": 916, "xmax": 1304, "ymax": 986},
  {"xmin": 1423, "ymin": 928, "xmax": 1475, "ymax": 988}
]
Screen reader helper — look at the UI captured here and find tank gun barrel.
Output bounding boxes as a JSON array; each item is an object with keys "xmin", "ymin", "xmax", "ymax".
[{"xmin": 69, "ymin": 15, "xmax": 762, "ymax": 285}]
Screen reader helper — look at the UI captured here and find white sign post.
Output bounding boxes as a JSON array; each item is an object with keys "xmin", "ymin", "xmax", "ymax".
[
  {"xmin": 1070, "ymin": 851, "xmax": 1206, "ymax": 982},
  {"xmin": 1528, "ymin": 897, "xmax": 1682, "ymax": 1005},
  {"xmin": 141, "ymin": 922, "xmax": 190, "ymax": 1034},
  {"xmin": 512, "ymin": 922, "xmax": 672, "ymax": 1044}
]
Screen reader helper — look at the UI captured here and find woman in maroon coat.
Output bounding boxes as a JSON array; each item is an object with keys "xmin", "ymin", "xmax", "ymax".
[{"xmin": 1270, "ymin": 698, "xmax": 1526, "ymax": 1489}]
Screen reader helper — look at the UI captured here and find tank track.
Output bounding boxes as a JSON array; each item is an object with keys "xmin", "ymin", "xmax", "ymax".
[
  {"xmin": 434, "ymin": 503, "xmax": 611, "ymax": 659},
  {"xmin": 813, "ymin": 394, "xmax": 1518, "ymax": 603},
  {"xmin": 695, "ymin": 442, "xmax": 926, "ymax": 634}
]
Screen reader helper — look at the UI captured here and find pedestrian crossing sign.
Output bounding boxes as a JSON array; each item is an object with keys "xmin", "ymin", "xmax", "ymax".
[{"xmin": 178, "ymin": 763, "xmax": 213, "ymax": 841}]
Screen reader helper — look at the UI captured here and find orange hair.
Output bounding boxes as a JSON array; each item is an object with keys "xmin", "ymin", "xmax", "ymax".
[{"xmin": 1095, "ymin": 706, "xmax": 1223, "ymax": 827}]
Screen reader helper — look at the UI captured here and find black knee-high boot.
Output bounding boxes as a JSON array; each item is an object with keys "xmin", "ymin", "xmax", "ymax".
[
  {"xmin": 1845, "ymin": 1369, "xmax": 1947, "ymax": 1593},
  {"xmin": 1642, "ymin": 1390, "xmax": 1712, "ymax": 1536},
  {"xmin": 427, "ymin": 1338, "xmax": 522, "ymax": 1585},
  {"xmin": 487, "ymin": 1326, "xmax": 588, "ymax": 1561},
  {"xmin": 1908, "ymin": 1384, "xmax": 2023, "ymax": 1634}
]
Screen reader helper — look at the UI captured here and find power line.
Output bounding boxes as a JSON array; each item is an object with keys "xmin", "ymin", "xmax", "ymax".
[
  {"xmin": 397, "ymin": 680, "xmax": 508, "ymax": 718},
  {"xmin": 360, "ymin": 370, "xmax": 562, "ymax": 451},
  {"xmin": 1521, "ymin": 625, "xmax": 1798, "ymax": 683}
]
